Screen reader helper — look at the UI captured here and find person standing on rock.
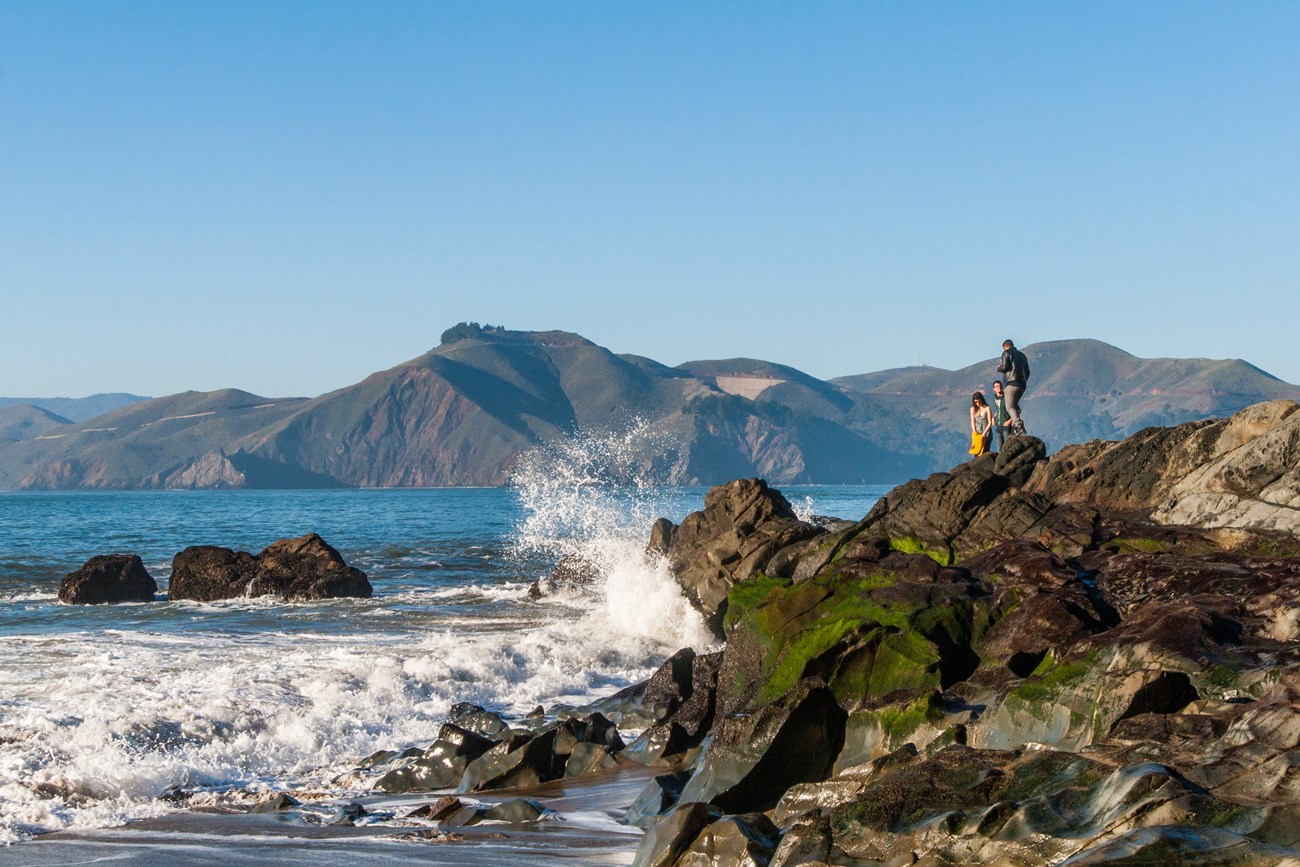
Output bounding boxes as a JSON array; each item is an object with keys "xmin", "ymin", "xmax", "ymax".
[
  {"xmin": 990, "ymin": 380, "xmax": 1010, "ymax": 452},
  {"xmin": 997, "ymin": 339, "xmax": 1030, "ymax": 435},
  {"xmin": 969, "ymin": 392, "xmax": 994, "ymax": 456}
]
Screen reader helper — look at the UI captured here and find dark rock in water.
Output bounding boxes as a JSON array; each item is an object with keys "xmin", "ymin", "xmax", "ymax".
[
  {"xmin": 674, "ymin": 813, "xmax": 782, "ymax": 867},
  {"xmin": 249, "ymin": 533, "xmax": 371, "ymax": 600},
  {"xmin": 403, "ymin": 795, "xmax": 463, "ymax": 821},
  {"xmin": 327, "ymin": 802, "xmax": 367, "ymax": 826},
  {"xmin": 631, "ymin": 801, "xmax": 725, "ymax": 867},
  {"xmin": 58, "ymin": 554, "xmax": 157, "ymax": 604},
  {"xmin": 448, "ymin": 704, "xmax": 510, "ymax": 738},
  {"xmin": 446, "ymin": 711, "xmax": 628, "ymax": 792},
  {"xmin": 168, "ymin": 533, "xmax": 370, "ymax": 602},
  {"xmin": 623, "ymin": 651, "xmax": 722, "ymax": 768},
  {"xmin": 438, "ymin": 803, "xmax": 485, "ymax": 828},
  {"xmin": 568, "ymin": 679, "xmax": 656, "ymax": 730},
  {"xmin": 481, "ymin": 798, "xmax": 548, "ymax": 823},
  {"xmin": 625, "ymin": 771, "xmax": 692, "ymax": 828},
  {"xmin": 529, "ymin": 553, "xmax": 604, "ymax": 598},
  {"xmin": 550, "ymin": 553, "xmax": 600, "ymax": 585},
  {"xmin": 251, "ymin": 793, "xmax": 301, "ymax": 813},
  {"xmin": 358, "ymin": 749, "xmax": 401, "ymax": 770},
  {"xmin": 456, "ymin": 731, "xmax": 559, "ymax": 792},
  {"xmin": 167, "ymin": 545, "xmax": 259, "ymax": 602},
  {"xmin": 647, "ymin": 517, "xmax": 674, "ymax": 556},
  {"xmin": 654, "ymin": 478, "xmax": 824, "ymax": 633},
  {"xmin": 380, "ymin": 724, "xmax": 510, "ymax": 794}
]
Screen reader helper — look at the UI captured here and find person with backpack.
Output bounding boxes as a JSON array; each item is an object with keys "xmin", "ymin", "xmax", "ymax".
[{"xmin": 997, "ymin": 339, "xmax": 1030, "ymax": 435}]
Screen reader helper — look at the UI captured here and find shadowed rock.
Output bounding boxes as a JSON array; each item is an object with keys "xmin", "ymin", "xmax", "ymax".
[
  {"xmin": 168, "ymin": 533, "xmax": 370, "ymax": 602},
  {"xmin": 59, "ymin": 554, "xmax": 157, "ymax": 604},
  {"xmin": 534, "ymin": 404, "xmax": 1300, "ymax": 865},
  {"xmin": 652, "ymin": 478, "xmax": 824, "ymax": 633}
]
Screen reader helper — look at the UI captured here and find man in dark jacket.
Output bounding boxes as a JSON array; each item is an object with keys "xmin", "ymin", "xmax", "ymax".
[{"xmin": 997, "ymin": 339, "xmax": 1030, "ymax": 435}]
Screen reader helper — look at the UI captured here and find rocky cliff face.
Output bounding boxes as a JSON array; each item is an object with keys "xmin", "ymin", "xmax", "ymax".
[{"xmin": 630, "ymin": 401, "xmax": 1300, "ymax": 866}]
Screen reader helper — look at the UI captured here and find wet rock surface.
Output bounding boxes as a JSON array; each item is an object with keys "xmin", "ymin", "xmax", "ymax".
[
  {"xmin": 652, "ymin": 478, "xmax": 825, "ymax": 634},
  {"xmin": 632, "ymin": 402, "xmax": 1300, "ymax": 866},
  {"xmin": 168, "ymin": 532, "xmax": 371, "ymax": 601},
  {"xmin": 58, "ymin": 554, "xmax": 158, "ymax": 604}
]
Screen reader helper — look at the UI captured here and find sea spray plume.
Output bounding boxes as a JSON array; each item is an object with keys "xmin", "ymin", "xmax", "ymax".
[
  {"xmin": 511, "ymin": 418, "xmax": 670, "ymax": 558},
  {"xmin": 510, "ymin": 420, "xmax": 713, "ymax": 649}
]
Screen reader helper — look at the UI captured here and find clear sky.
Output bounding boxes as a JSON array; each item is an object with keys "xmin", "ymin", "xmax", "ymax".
[{"xmin": 2, "ymin": 1, "xmax": 1298, "ymax": 398}]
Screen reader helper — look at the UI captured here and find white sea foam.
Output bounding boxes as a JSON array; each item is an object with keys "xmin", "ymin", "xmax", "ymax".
[{"xmin": 0, "ymin": 424, "xmax": 713, "ymax": 844}]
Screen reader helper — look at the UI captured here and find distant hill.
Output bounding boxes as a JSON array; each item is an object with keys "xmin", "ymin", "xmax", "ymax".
[
  {"xmin": 1, "ymin": 331, "xmax": 1296, "ymax": 490},
  {"xmin": 0, "ymin": 393, "xmax": 150, "ymax": 422},
  {"xmin": 0, "ymin": 404, "xmax": 72, "ymax": 443},
  {"xmin": 833, "ymin": 338, "xmax": 1300, "ymax": 465}
]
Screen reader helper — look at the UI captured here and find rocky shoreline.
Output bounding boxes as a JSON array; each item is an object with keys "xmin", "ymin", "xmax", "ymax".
[
  {"xmin": 40, "ymin": 399, "xmax": 1300, "ymax": 864},
  {"xmin": 621, "ymin": 399, "xmax": 1300, "ymax": 865}
]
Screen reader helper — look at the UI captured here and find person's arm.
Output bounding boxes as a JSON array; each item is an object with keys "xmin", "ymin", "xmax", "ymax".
[{"xmin": 970, "ymin": 406, "xmax": 977, "ymax": 432}]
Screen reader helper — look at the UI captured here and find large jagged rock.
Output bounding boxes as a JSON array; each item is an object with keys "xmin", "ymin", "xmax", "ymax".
[
  {"xmin": 652, "ymin": 478, "xmax": 824, "ymax": 632},
  {"xmin": 1026, "ymin": 399, "xmax": 1300, "ymax": 534},
  {"xmin": 630, "ymin": 404, "xmax": 1300, "ymax": 867},
  {"xmin": 623, "ymin": 649, "xmax": 723, "ymax": 769},
  {"xmin": 375, "ymin": 724, "xmax": 496, "ymax": 793},
  {"xmin": 846, "ymin": 436, "xmax": 1049, "ymax": 565},
  {"xmin": 674, "ymin": 681, "xmax": 846, "ymax": 814},
  {"xmin": 58, "ymin": 554, "xmax": 157, "ymax": 604},
  {"xmin": 168, "ymin": 533, "xmax": 371, "ymax": 601},
  {"xmin": 455, "ymin": 713, "xmax": 626, "ymax": 793}
]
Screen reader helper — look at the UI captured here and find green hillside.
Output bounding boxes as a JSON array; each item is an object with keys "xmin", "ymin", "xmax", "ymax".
[{"xmin": 0, "ymin": 405, "xmax": 72, "ymax": 443}]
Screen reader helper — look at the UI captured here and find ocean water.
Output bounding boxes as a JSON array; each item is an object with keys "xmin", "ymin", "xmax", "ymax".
[{"xmin": 0, "ymin": 441, "xmax": 888, "ymax": 849}]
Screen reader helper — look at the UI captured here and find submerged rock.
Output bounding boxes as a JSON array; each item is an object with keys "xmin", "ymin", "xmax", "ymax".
[
  {"xmin": 58, "ymin": 554, "xmax": 157, "ymax": 604},
  {"xmin": 480, "ymin": 798, "xmax": 548, "ymax": 823}
]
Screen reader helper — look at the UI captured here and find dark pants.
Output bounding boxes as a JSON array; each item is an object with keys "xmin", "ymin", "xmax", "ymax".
[
  {"xmin": 993, "ymin": 425, "xmax": 1007, "ymax": 452},
  {"xmin": 1004, "ymin": 384, "xmax": 1025, "ymax": 433}
]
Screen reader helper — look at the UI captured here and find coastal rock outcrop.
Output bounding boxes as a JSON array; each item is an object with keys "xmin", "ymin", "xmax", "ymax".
[
  {"xmin": 1026, "ymin": 398, "xmax": 1300, "ymax": 533},
  {"xmin": 352, "ymin": 707, "xmax": 631, "ymax": 802},
  {"xmin": 168, "ymin": 533, "xmax": 371, "ymax": 601},
  {"xmin": 58, "ymin": 554, "xmax": 157, "ymax": 604},
  {"xmin": 632, "ymin": 402, "xmax": 1300, "ymax": 867},
  {"xmin": 649, "ymin": 478, "xmax": 825, "ymax": 633}
]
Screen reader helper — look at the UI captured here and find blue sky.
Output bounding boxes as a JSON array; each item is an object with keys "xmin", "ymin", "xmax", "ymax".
[{"xmin": 2, "ymin": 1, "xmax": 1298, "ymax": 397}]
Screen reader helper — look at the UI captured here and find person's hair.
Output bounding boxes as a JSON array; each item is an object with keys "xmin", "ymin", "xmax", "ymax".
[
  {"xmin": 992, "ymin": 379, "xmax": 1003, "ymax": 388},
  {"xmin": 972, "ymin": 391, "xmax": 987, "ymax": 406},
  {"xmin": 1002, "ymin": 339, "xmax": 1014, "ymax": 349}
]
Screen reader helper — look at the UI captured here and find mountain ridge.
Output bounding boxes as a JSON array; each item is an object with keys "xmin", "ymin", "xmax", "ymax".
[{"xmin": 2, "ymin": 331, "xmax": 1296, "ymax": 490}]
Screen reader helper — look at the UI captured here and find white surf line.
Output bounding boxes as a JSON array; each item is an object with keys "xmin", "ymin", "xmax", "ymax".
[
  {"xmin": 34, "ymin": 433, "xmax": 69, "ymax": 440},
  {"xmin": 82, "ymin": 427, "xmax": 119, "ymax": 432}
]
